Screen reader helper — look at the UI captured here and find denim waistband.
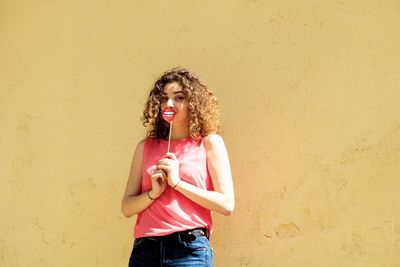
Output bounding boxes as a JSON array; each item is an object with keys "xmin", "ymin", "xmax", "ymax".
[{"xmin": 142, "ymin": 228, "xmax": 208, "ymax": 242}]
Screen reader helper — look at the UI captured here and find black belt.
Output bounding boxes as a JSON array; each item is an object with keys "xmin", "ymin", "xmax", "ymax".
[{"xmin": 144, "ymin": 228, "xmax": 208, "ymax": 242}]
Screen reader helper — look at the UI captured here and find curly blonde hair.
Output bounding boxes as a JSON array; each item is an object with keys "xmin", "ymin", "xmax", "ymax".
[{"xmin": 141, "ymin": 66, "xmax": 220, "ymax": 140}]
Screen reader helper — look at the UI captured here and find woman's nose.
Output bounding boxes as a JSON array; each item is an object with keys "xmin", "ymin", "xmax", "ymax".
[{"xmin": 167, "ymin": 98, "xmax": 174, "ymax": 107}]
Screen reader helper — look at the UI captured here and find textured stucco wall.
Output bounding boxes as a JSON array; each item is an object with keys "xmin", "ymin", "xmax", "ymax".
[{"xmin": 1, "ymin": 1, "xmax": 399, "ymax": 266}]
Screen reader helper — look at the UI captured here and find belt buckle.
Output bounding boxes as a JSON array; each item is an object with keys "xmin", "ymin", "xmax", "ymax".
[
  {"xmin": 189, "ymin": 229, "xmax": 204, "ymax": 237},
  {"xmin": 182, "ymin": 228, "xmax": 205, "ymax": 241}
]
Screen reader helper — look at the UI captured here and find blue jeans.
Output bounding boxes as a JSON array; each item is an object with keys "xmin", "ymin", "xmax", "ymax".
[{"xmin": 128, "ymin": 233, "xmax": 213, "ymax": 266}]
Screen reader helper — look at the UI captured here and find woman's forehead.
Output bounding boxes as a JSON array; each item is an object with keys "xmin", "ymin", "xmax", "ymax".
[{"xmin": 163, "ymin": 82, "xmax": 183, "ymax": 93}]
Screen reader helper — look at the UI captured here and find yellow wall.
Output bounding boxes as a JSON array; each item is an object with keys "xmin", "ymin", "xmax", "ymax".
[{"xmin": 1, "ymin": 1, "xmax": 399, "ymax": 266}]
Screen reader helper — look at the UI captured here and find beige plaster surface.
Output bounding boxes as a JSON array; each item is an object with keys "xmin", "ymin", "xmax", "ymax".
[{"xmin": 1, "ymin": 1, "xmax": 399, "ymax": 266}]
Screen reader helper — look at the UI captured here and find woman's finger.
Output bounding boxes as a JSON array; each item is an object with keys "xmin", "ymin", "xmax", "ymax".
[
  {"xmin": 156, "ymin": 165, "xmax": 170, "ymax": 172},
  {"xmin": 152, "ymin": 171, "xmax": 165, "ymax": 180},
  {"xmin": 159, "ymin": 159, "xmax": 169, "ymax": 166},
  {"xmin": 156, "ymin": 165, "xmax": 171, "ymax": 178},
  {"xmin": 165, "ymin": 152, "xmax": 177, "ymax": 161}
]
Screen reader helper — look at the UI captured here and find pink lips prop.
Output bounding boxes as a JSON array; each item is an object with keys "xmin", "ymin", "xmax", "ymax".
[{"xmin": 161, "ymin": 107, "xmax": 176, "ymax": 122}]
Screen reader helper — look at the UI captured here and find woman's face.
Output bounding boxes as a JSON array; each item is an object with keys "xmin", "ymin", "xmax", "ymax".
[{"xmin": 160, "ymin": 82, "xmax": 189, "ymax": 125}]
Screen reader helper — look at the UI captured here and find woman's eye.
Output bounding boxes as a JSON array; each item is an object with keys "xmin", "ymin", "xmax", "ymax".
[
  {"xmin": 175, "ymin": 96, "xmax": 185, "ymax": 101},
  {"xmin": 160, "ymin": 96, "xmax": 168, "ymax": 102}
]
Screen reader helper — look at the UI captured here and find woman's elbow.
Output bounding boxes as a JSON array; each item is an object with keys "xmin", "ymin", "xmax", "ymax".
[
  {"xmin": 121, "ymin": 202, "xmax": 133, "ymax": 218},
  {"xmin": 222, "ymin": 209, "xmax": 233, "ymax": 216},
  {"xmin": 221, "ymin": 200, "xmax": 235, "ymax": 216},
  {"xmin": 121, "ymin": 209, "xmax": 130, "ymax": 218}
]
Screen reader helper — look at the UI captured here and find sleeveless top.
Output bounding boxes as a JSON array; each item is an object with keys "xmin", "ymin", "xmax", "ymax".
[{"xmin": 133, "ymin": 137, "xmax": 214, "ymax": 238}]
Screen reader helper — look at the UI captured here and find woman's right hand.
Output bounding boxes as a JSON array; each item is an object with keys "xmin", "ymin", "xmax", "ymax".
[{"xmin": 149, "ymin": 169, "xmax": 168, "ymax": 199}]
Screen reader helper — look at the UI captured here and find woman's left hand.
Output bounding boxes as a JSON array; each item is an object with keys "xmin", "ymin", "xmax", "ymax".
[{"xmin": 156, "ymin": 152, "xmax": 181, "ymax": 188}]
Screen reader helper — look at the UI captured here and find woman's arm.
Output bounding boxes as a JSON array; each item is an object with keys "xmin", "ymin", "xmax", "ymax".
[
  {"xmin": 158, "ymin": 134, "xmax": 235, "ymax": 216},
  {"xmin": 121, "ymin": 140, "xmax": 167, "ymax": 218}
]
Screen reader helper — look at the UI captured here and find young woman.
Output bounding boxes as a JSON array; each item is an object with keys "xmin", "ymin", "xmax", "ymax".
[{"xmin": 121, "ymin": 67, "xmax": 234, "ymax": 267}]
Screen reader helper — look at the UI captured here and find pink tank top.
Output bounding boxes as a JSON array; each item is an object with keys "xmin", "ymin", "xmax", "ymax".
[{"xmin": 134, "ymin": 137, "xmax": 214, "ymax": 238}]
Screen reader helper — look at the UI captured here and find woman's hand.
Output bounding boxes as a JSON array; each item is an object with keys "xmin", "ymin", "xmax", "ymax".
[
  {"xmin": 156, "ymin": 153, "xmax": 181, "ymax": 188},
  {"xmin": 161, "ymin": 134, "xmax": 235, "ymax": 216},
  {"xmin": 149, "ymin": 169, "xmax": 168, "ymax": 199}
]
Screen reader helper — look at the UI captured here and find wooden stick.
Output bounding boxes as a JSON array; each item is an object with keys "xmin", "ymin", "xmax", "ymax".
[{"xmin": 167, "ymin": 121, "xmax": 172, "ymax": 153}]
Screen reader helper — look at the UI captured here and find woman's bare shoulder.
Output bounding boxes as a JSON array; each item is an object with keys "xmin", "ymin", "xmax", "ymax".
[
  {"xmin": 133, "ymin": 138, "xmax": 147, "ymax": 153},
  {"xmin": 203, "ymin": 133, "xmax": 225, "ymax": 150}
]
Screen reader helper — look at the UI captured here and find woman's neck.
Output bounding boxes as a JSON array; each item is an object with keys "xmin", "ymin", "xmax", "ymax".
[{"xmin": 170, "ymin": 122, "xmax": 189, "ymax": 140}]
